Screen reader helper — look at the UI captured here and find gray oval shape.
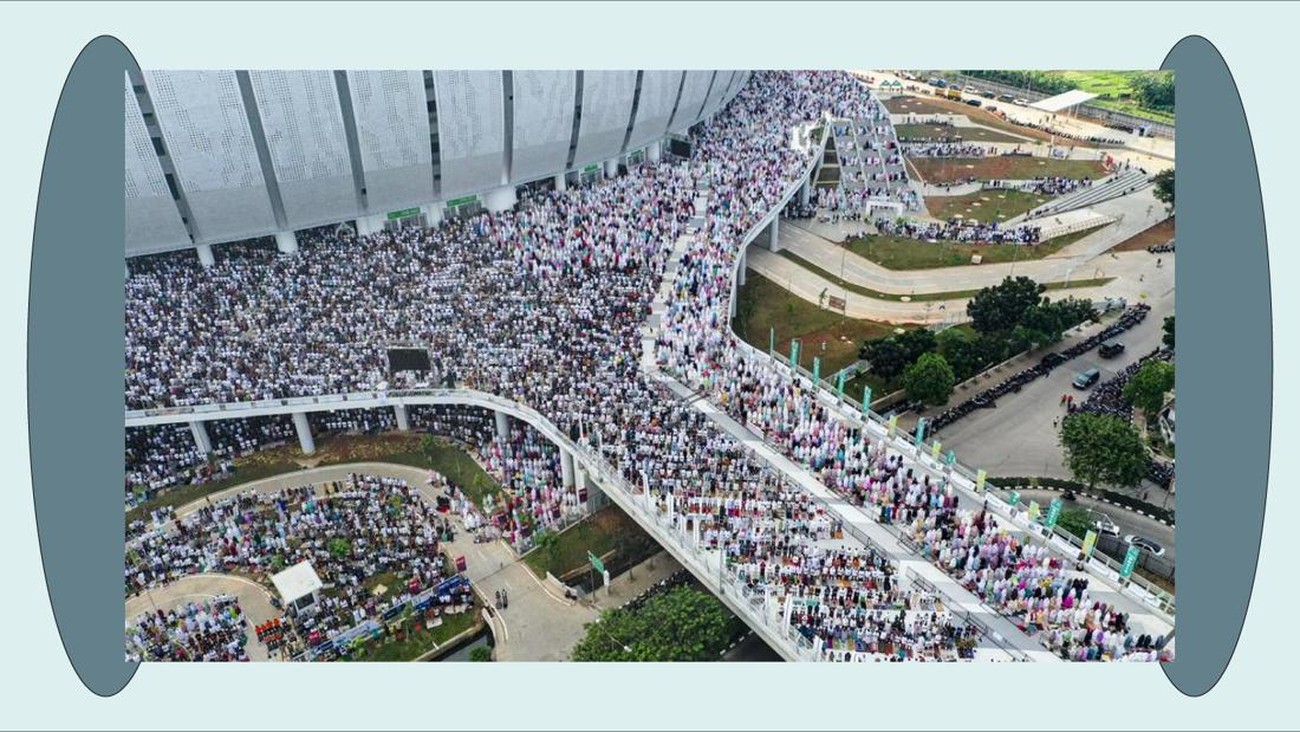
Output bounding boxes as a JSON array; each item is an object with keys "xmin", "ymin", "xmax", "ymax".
[
  {"xmin": 29, "ymin": 35, "xmax": 139, "ymax": 696},
  {"xmin": 1160, "ymin": 35, "xmax": 1270, "ymax": 697}
]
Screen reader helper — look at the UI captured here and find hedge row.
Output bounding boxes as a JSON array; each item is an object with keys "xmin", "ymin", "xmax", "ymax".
[{"xmin": 990, "ymin": 476, "xmax": 1174, "ymax": 526}]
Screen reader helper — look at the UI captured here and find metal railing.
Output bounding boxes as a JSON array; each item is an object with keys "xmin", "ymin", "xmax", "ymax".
[{"xmin": 904, "ymin": 568, "xmax": 1030, "ymax": 662}]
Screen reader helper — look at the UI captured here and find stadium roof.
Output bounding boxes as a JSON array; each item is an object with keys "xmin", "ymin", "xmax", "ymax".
[{"xmin": 1029, "ymin": 89, "xmax": 1099, "ymax": 113}]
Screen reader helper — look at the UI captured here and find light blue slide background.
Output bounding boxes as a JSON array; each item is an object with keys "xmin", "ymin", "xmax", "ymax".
[{"xmin": 2, "ymin": 2, "xmax": 1296, "ymax": 729}]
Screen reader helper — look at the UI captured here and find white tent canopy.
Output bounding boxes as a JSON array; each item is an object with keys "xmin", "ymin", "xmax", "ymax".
[
  {"xmin": 1029, "ymin": 89, "xmax": 1099, "ymax": 113},
  {"xmin": 271, "ymin": 560, "xmax": 323, "ymax": 606}
]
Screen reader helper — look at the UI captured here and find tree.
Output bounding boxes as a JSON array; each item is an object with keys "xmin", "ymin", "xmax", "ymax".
[
  {"xmin": 469, "ymin": 646, "xmax": 493, "ymax": 662},
  {"xmin": 903, "ymin": 352, "xmax": 957, "ymax": 407},
  {"xmin": 1162, "ymin": 315, "xmax": 1175, "ymax": 350},
  {"xmin": 1152, "ymin": 168, "xmax": 1174, "ymax": 210},
  {"xmin": 1123, "ymin": 361, "xmax": 1176, "ymax": 415},
  {"xmin": 1057, "ymin": 507, "xmax": 1094, "ymax": 539},
  {"xmin": 861, "ymin": 328, "xmax": 936, "ymax": 380},
  {"xmin": 966, "ymin": 276, "xmax": 1046, "ymax": 336},
  {"xmin": 570, "ymin": 586, "xmax": 739, "ymax": 662},
  {"xmin": 936, "ymin": 328, "xmax": 986, "ymax": 381},
  {"xmin": 897, "ymin": 328, "xmax": 937, "ymax": 363},
  {"xmin": 861, "ymin": 336, "xmax": 910, "ymax": 380},
  {"xmin": 1059, "ymin": 413, "xmax": 1149, "ymax": 490},
  {"xmin": 532, "ymin": 529, "xmax": 560, "ymax": 575},
  {"xmin": 328, "ymin": 537, "xmax": 352, "ymax": 560}
]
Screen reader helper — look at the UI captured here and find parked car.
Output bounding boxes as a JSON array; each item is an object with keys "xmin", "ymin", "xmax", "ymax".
[
  {"xmin": 1093, "ymin": 514, "xmax": 1121, "ymax": 537},
  {"xmin": 965, "ymin": 98, "xmax": 982, "ymax": 107},
  {"xmin": 1124, "ymin": 534, "xmax": 1166, "ymax": 557},
  {"xmin": 1013, "ymin": 97, "xmax": 1030, "ymax": 106},
  {"xmin": 1072, "ymin": 368, "xmax": 1101, "ymax": 390},
  {"xmin": 1098, "ymin": 340, "xmax": 1125, "ymax": 358},
  {"xmin": 1040, "ymin": 352, "xmax": 1066, "ymax": 368},
  {"xmin": 998, "ymin": 93, "xmax": 1015, "ymax": 103},
  {"xmin": 981, "ymin": 90, "xmax": 996, "ymax": 99}
]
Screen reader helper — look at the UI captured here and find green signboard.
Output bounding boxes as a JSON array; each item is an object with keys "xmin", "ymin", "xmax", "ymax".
[
  {"xmin": 1120, "ymin": 545, "xmax": 1141, "ymax": 579},
  {"xmin": 914, "ymin": 418, "xmax": 927, "ymax": 446},
  {"xmin": 945, "ymin": 450, "xmax": 956, "ymax": 467},
  {"xmin": 812, "ymin": 357, "xmax": 821, "ymax": 384},
  {"xmin": 583, "ymin": 163, "xmax": 601, "ymax": 174},
  {"xmin": 1045, "ymin": 498, "xmax": 1063, "ymax": 529},
  {"xmin": 861, "ymin": 385, "xmax": 872, "ymax": 414},
  {"xmin": 587, "ymin": 551, "xmax": 605, "ymax": 574},
  {"xmin": 836, "ymin": 370, "xmax": 846, "ymax": 398},
  {"xmin": 387, "ymin": 207, "xmax": 421, "ymax": 220},
  {"xmin": 446, "ymin": 195, "xmax": 478, "ymax": 208},
  {"xmin": 1027, "ymin": 501, "xmax": 1041, "ymax": 522},
  {"xmin": 1008, "ymin": 490, "xmax": 1020, "ymax": 507}
]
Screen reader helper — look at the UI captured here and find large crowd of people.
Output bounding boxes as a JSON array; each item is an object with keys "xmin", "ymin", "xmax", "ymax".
[
  {"xmin": 123, "ymin": 70, "xmax": 1166, "ymax": 662},
  {"xmin": 903, "ymin": 143, "xmax": 995, "ymax": 158},
  {"xmin": 875, "ymin": 217, "xmax": 1043, "ymax": 245},
  {"xmin": 124, "ymin": 594, "xmax": 250, "ymax": 662},
  {"xmin": 127, "ymin": 472, "xmax": 468, "ymax": 660}
]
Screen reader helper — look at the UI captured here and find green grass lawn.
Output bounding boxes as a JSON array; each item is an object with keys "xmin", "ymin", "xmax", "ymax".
[
  {"xmin": 847, "ymin": 223, "xmax": 1111, "ymax": 271},
  {"xmin": 1053, "ymin": 70, "xmax": 1175, "ymax": 125},
  {"xmin": 126, "ymin": 433, "xmax": 501, "ymax": 525},
  {"xmin": 925, "ymin": 188, "xmax": 1051, "ymax": 222},
  {"xmin": 126, "ymin": 460, "xmax": 301, "ymax": 524},
  {"xmin": 523, "ymin": 505, "xmax": 657, "ymax": 580},
  {"xmin": 348, "ymin": 606, "xmax": 480, "ymax": 662},
  {"xmin": 909, "ymin": 156, "xmax": 1109, "ymax": 185},
  {"xmin": 895, "ymin": 123, "xmax": 1025, "ymax": 144},
  {"xmin": 732, "ymin": 272, "xmax": 902, "ymax": 375}
]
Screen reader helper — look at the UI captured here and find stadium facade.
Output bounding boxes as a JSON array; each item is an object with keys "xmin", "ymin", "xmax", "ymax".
[{"xmin": 125, "ymin": 69, "xmax": 750, "ymax": 260}]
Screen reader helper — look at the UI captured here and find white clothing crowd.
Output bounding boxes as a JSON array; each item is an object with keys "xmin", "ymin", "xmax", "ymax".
[{"xmin": 124, "ymin": 70, "xmax": 1165, "ymax": 662}]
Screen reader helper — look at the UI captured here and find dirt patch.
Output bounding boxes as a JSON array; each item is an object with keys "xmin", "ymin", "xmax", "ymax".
[
  {"xmin": 908, "ymin": 156, "xmax": 1108, "ymax": 185},
  {"xmin": 884, "ymin": 93, "xmax": 1096, "ymax": 148},
  {"xmin": 1109, "ymin": 217, "xmax": 1175, "ymax": 252}
]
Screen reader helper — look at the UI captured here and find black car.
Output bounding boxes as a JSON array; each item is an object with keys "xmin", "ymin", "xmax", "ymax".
[
  {"xmin": 981, "ymin": 90, "xmax": 995, "ymax": 99},
  {"xmin": 998, "ymin": 93, "xmax": 1015, "ymax": 103},
  {"xmin": 965, "ymin": 98, "xmax": 982, "ymax": 107},
  {"xmin": 1098, "ymin": 340, "xmax": 1125, "ymax": 358},
  {"xmin": 1040, "ymin": 352, "xmax": 1066, "ymax": 368}
]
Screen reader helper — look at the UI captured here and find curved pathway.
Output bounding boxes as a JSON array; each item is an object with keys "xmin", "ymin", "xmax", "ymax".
[
  {"xmin": 129, "ymin": 461, "xmax": 700, "ymax": 661},
  {"xmin": 124, "ymin": 573, "xmax": 279, "ymax": 661}
]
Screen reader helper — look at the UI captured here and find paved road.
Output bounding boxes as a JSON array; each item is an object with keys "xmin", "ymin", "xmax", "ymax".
[
  {"xmin": 124, "ymin": 573, "xmax": 280, "ymax": 661},
  {"xmin": 133, "ymin": 461, "xmax": 704, "ymax": 662},
  {"xmin": 994, "ymin": 488, "xmax": 1175, "ymax": 563},
  {"xmin": 929, "ymin": 279, "xmax": 1173, "ymax": 486}
]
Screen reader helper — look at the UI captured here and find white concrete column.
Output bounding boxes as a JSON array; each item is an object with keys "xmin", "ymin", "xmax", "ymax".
[
  {"xmin": 189, "ymin": 421, "xmax": 212, "ymax": 455},
  {"xmin": 356, "ymin": 214, "xmax": 386, "ymax": 237},
  {"xmin": 483, "ymin": 186, "xmax": 518, "ymax": 213},
  {"xmin": 766, "ymin": 217, "xmax": 782, "ymax": 253},
  {"xmin": 423, "ymin": 204, "xmax": 444, "ymax": 228},
  {"xmin": 196, "ymin": 244, "xmax": 215, "ymax": 267},
  {"xmin": 738, "ymin": 246, "xmax": 747, "ymax": 287},
  {"xmin": 730, "ymin": 271, "xmax": 738, "ymax": 319},
  {"xmin": 554, "ymin": 173, "xmax": 568, "ymax": 193},
  {"xmin": 800, "ymin": 179, "xmax": 811, "ymax": 207},
  {"xmin": 393, "ymin": 404, "xmax": 410, "ymax": 432},
  {"xmin": 560, "ymin": 448, "xmax": 575, "ymax": 488},
  {"xmin": 495, "ymin": 411, "xmax": 511, "ymax": 441},
  {"xmin": 647, "ymin": 140, "xmax": 662, "ymax": 163},
  {"xmin": 274, "ymin": 230, "xmax": 298, "ymax": 254},
  {"xmin": 292, "ymin": 412, "xmax": 315, "ymax": 455},
  {"xmin": 604, "ymin": 158, "xmax": 618, "ymax": 178}
]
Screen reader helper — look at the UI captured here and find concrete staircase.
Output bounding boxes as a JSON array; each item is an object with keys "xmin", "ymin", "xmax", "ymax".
[{"xmin": 1008, "ymin": 169, "xmax": 1151, "ymax": 224}]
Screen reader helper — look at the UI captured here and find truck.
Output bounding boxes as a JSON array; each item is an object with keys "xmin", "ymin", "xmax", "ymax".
[{"xmin": 945, "ymin": 87, "xmax": 963, "ymax": 101}]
